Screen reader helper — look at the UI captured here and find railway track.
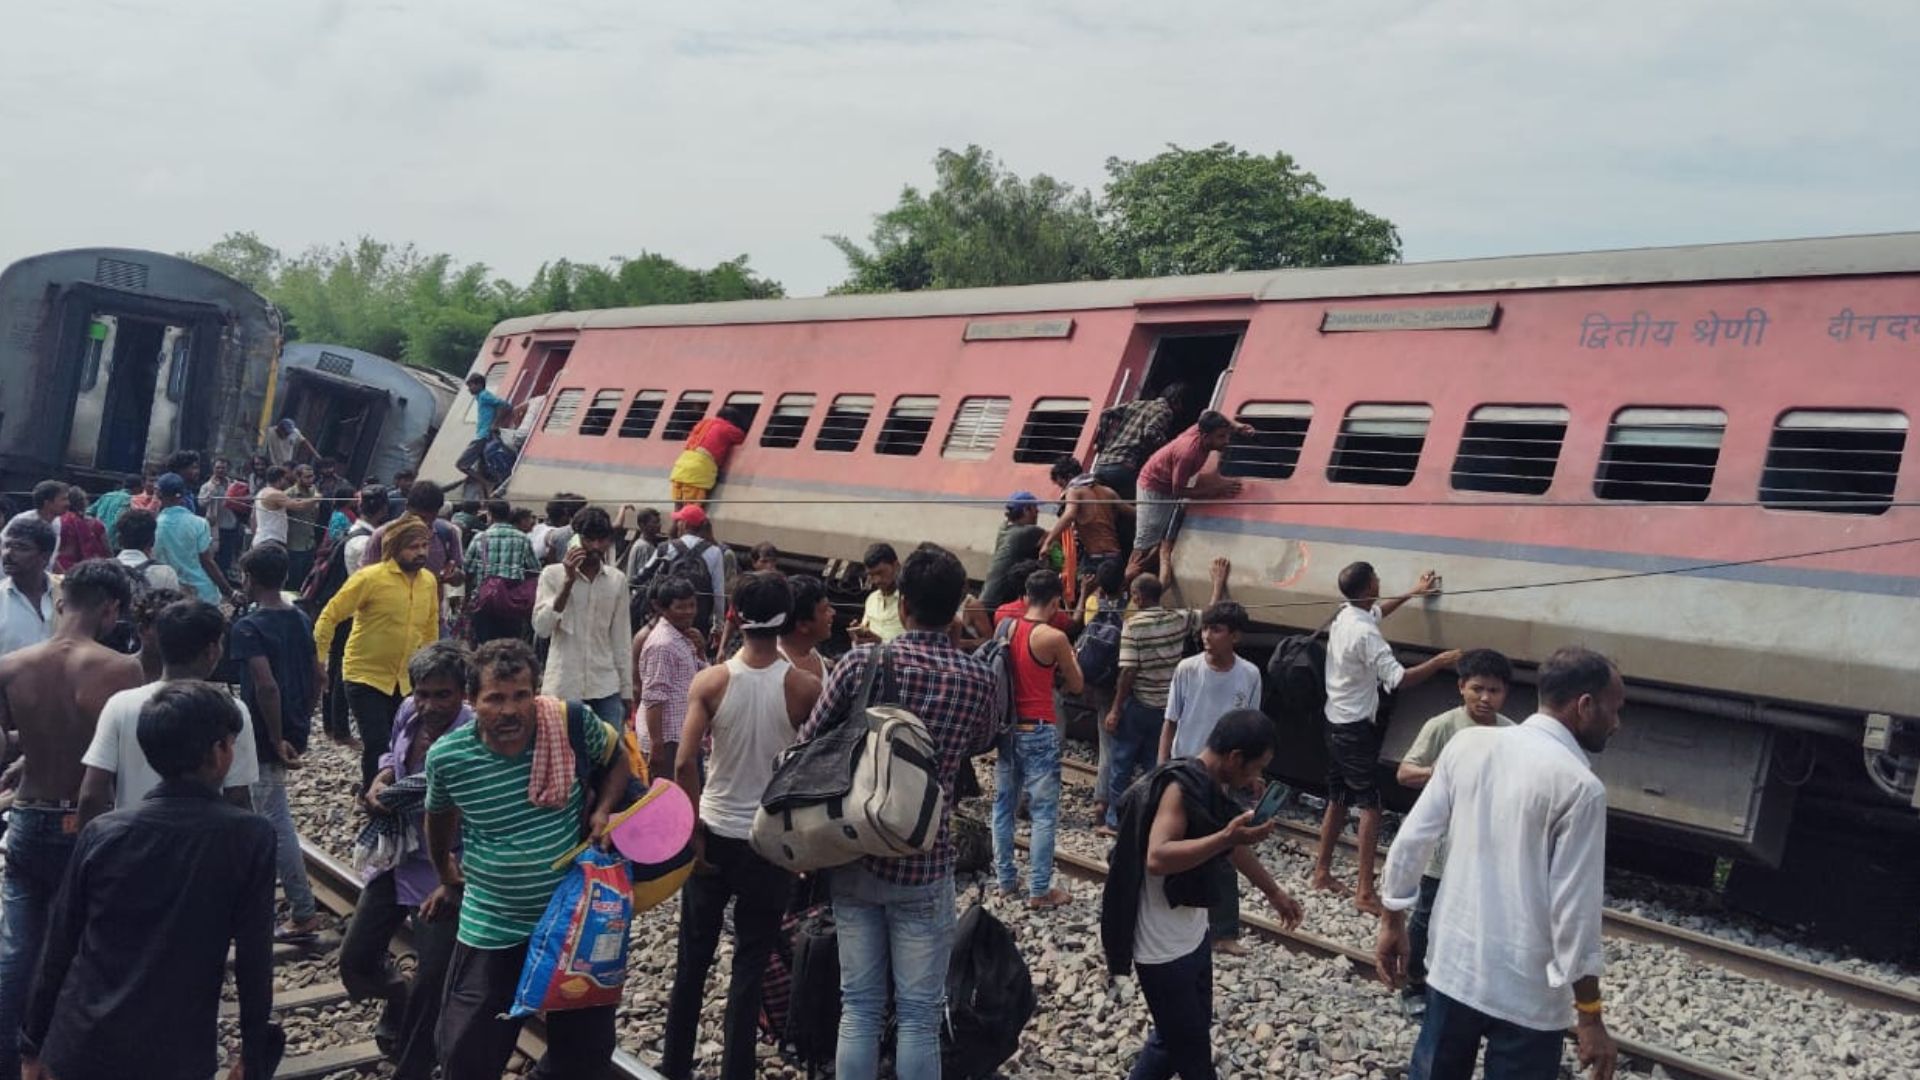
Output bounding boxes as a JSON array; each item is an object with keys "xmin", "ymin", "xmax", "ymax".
[
  {"xmin": 1056, "ymin": 754, "xmax": 1920, "ymax": 1018},
  {"xmin": 1009, "ymin": 829, "xmax": 1755, "ymax": 1080},
  {"xmin": 294, "ymin": 838, "xmax": 665, "ymax": 1080}
]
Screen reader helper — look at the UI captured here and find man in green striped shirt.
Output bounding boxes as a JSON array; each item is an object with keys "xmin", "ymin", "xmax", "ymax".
[
  {"xmin": 423, "ymin": 638, "xmax": 630, "ymax": 1080},
  {"xmin": 1099, "ymin": 557, "xmax": 1232, "ymax": 833}
]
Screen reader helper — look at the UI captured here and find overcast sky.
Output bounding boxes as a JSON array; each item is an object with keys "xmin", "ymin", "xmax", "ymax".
[{"xmin": 3, "ymin": 0, "xmax": 1916, "ymax": 297}]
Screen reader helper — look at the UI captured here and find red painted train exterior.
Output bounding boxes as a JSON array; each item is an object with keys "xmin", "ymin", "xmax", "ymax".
[{"xmin": 421, "ymin": 233, "xmax": 1920, "ymax": 860}]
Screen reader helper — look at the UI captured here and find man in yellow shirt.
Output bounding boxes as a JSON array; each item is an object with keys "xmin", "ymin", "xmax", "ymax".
[{"xmin": 316, "ymin": 517, "xmax": 439, "ymax": 790}]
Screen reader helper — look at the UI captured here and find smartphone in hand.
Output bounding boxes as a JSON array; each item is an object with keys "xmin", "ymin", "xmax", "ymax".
[{"xmin": 1251, "ymin": 781, "xmax": 1288, "ymax": 825}]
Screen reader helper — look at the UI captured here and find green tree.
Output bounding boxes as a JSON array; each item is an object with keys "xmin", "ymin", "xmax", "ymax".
[
  {"xmin": 830, "ymin": 146, "xmax": 1105, "ymax": 293},
  {"xmin": 1099, "ymin": 143, "xmax": 1400, "ymax": 277},
  {"xmin": 183, "ymin": 236, "xmax": 783, "ymax": 374}
]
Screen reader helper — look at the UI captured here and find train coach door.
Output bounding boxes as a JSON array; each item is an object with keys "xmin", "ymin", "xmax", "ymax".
[{"xmin": 1121, "ymin": 327, "xmax": 1245, "ymax": 431}]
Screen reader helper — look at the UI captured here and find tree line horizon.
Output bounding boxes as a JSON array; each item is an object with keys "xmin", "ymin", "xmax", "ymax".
[{"xmin": 186, "ymin": 142, "xmax": 1400, "ymax": 374}]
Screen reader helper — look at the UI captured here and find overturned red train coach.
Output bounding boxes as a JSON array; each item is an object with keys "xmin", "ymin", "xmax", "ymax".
[{"xmin": 420, "ymin": 232, "xmax": 1920, "ymax": 936}]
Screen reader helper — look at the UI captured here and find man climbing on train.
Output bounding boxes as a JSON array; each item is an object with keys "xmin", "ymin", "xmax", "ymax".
[
  {"xmin": 1125, "ymin": 410, "xmax": 1254, "ymax": 593},
  {"xmin": 456, "ymin": 372, "xmax": 510, "ymax": 496},
  {"xmin": 668, "ymin": 404, "xmax": 751, "ymax": 506}
]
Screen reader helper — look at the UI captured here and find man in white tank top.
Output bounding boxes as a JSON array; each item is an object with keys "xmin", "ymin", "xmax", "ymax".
[
  {"xmin": 660, "ymin": 572, "xmax": 822, "ymax": 1080},
  {"xmin": 250, "ymin": 465, "xmax": 319, "ymax": 551},
  {"xmin": 776, "ymin": 573, "xmax": 835, "ymax": 682}
]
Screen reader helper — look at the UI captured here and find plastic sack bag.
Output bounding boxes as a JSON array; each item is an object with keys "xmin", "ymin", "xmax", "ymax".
[{"xmin": 510, "ymin": 847, "xmax": 633, "ymax": 1017}]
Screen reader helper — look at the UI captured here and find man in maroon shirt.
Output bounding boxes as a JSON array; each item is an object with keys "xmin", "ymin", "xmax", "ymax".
[{"xmin": 1125, "ymin": 411, "xmax": 1252, "ymax": 590}]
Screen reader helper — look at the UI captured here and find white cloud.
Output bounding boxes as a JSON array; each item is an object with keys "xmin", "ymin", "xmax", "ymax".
[{"xmin": 1, "ymin": 0, "xmax": 1915, "ymax": 296}]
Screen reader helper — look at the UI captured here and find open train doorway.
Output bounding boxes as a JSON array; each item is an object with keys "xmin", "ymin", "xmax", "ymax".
[
  {"xmin": 1135, "ymin": 329, "xmax": 1243, "ymax": 430},
  {"xmin": 59, "ymin": 297, "xmax": 211, "ymax": 476}
]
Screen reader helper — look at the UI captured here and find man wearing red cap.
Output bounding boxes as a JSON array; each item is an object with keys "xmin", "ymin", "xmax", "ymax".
[{"xmin": 638, "ymin": 505, "xmax": 736, "ymax": 646}]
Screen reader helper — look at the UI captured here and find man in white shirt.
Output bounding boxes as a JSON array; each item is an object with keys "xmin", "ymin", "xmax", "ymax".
[
  {"xmin": 4, "ymin": 481, "xmax": 68, "ymax": 554},
  {"xmin": 531, "ymin": 507, "xmax": 632, "ymax": 726},
  {"xmin": 0, "ymin": 520, "xmax": 58, "ymax": 660},
  {"xmin": 1314, "ymin": 561, "xmax": 1459, "ymax": 915},
  {"xmin": 1375, "ymin": 646, "xmax": 1622, "ymax": 1080},
  {"xmin": 77, "ymin": 598, "xmax": 260, "ymax": 827},
  {"xmin": 111, "ymin": 508, "xmax": 181, "ymax": 593}
]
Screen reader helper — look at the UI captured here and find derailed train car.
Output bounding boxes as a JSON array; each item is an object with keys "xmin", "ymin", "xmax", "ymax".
[
  {"xmin": 273, "ymin": 343, "xmax": 462, "ymax": 485},
  {"xmin": 0, "ymin": 248, "xmax": 280, "ymax": 494},
  {"xmin": 420, "ymin": 233, "xmax": 1920, "ymax": 948}
]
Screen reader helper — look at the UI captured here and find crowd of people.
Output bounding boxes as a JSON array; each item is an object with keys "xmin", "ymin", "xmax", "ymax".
[{"xmin": 0, "ymin": 383, "xmax": 1626, "ymax": 1080}]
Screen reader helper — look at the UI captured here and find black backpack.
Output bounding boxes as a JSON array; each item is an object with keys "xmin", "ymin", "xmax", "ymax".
[
  {"xmin": 941, "ymin": 899, "xmax": 1035, "ymax": 1079},
  {"xmin": 300, "ymin": 523, "xmax": 369, "ymax": 618},
  {"xmin": 784, "ymin": 903, "xmax": 842, "ymax": 1075},
  {"xmin": 631, "ymin": 537, "xmax": 718, "ymax": 632},
  {"xmin": 1264, "ymin": 630, "xmax": 1329, "ymax": 725},
  {"xmin": 1075, "ymin": 596, "xmax": 1125, "ymax": 688},
  {"xmin": 106, "ymin": 558, "xmax": 156, "ymax": 654}
]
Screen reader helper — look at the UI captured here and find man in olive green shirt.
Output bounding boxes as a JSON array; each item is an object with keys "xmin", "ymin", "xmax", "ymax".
[{"xmin": 1393, "ymin": 648, "xmax": 1515, "ymax": 1009}]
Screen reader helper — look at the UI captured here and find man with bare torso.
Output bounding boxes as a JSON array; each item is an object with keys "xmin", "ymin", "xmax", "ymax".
[{"xmin": 0, "ymin": 560, "xmax": 144, "ymax": 1077}]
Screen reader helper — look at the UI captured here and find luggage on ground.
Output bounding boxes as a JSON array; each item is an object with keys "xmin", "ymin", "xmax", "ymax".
[{"xmin": 941, "ymin": 898, "xmax": 1035, "ymax": 1079}]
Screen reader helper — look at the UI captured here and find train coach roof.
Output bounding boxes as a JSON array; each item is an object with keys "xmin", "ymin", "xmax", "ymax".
[{"xmin": 491, "ymin": 231, "xmax": 1920, "ymax": 336}]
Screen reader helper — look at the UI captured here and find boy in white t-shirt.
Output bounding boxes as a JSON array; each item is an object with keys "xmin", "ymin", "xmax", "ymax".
[
  {"xmin": 1158, "ymin": 600, "xmax": 1265, "ymax": 955},
  {"xmin": 78, "ymin": 598, "xmax": 259, "ymax": 828}
]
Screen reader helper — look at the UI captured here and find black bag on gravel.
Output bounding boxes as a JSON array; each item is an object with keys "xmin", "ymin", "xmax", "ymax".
[
  {"xmin": 941, "ymin": 899, "xmax": 1034, "ymax": 1079},
  {"xmin": 950, "ymin": 810, "xmax": 992, "ymax": 876},
  {"xmin": 785, "ymin": 902, "xmax": 843, "ymax": 1075}
]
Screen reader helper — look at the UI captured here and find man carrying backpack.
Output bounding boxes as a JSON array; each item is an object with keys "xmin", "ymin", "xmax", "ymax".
[
  {"xmin": 794, "ymin": 544, "xmax": 1000, "ymax": 1080},
  {"xmin": 635, "ymin": 505, "xmax": 734, "ymax": 647},
  {"xmin": 1101, "ymin": 709, "xmax": 1304, "ymax": 1080},
  {"xmin": 1074, "ymin": 559, "xmax": 1128, "ymax": 826}
]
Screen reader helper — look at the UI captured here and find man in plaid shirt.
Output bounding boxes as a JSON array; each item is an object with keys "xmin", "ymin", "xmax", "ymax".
[
  {"xmin": 1090, "ymin": 382, "xmax": 1190, "ymax": 500},
  {"xmin": 797, "ymin": 543, "xmax": 999, "ymax": 1080},
  {"xmin": 462, "ymin": 499, "xmax": 540, "ymax": 644}
]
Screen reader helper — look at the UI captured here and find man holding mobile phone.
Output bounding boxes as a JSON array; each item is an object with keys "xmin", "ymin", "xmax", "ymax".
[{"xmin": 1159, "ymin": 600, "xmax": 1263, "ymax": 955}]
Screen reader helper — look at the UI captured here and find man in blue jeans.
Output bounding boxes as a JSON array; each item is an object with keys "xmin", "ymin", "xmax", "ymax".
[
  {"xmin": 796, "ymin": 544, "xmax": 1000, "ymax": 1080},
  {"xmin": 991, "ymin": 569, "xmax": 1084, "ymax": 910},
  {"xmin": 1102, "ymin": 559, "xmax": 1230, "ymax": 835},
  {"xmin": 0, "ymin": 560, "xmax": 145, "ymax": 1077}
]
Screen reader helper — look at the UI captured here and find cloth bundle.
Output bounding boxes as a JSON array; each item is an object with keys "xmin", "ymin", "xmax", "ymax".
[{"xmin": 351, "ymin": 773, "xmax": 430, "ymax": 880}]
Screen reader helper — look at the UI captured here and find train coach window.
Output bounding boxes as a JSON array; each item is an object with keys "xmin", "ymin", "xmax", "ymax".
[
  {"xmin": 1759, "ymin": 410, "xmax": 1907, "ymax": 515},
  {"xmin": 876, "ymin": 395, "xmax": 940, "ymax": 456},
  {"xmin": 1013, "ymin": 397, "xmax": 1090, "ymax": 464},
  {"xmin": 1451, "ymin": 405, "xmax": 1569, "ymax": 495},
  {"xmin": 1221, "ymin": 402, "xmax": 1312, "ymax": 480},
  {"xmin": 942, "ymin": 396, "xmax": 1012, "ymax": 461},
  {"xmin": 542, "ymin": 388, "xmax": 585, "ymax": 433},
  {"xmin": 762, "ymin": 393, "xmax": 816, "ymax": 449},
  {"xmin": 662, "ymin": 391, "xmax": 712, "ymax": 441},
  {"xmin": 578, "ymin": 390, "xmax": 624, "ymax": 437},
  {"xmin": 723, "ymin": 391, "xmax": 764, "ymax": 433},
  {"xmin": 816, "ymin": 394, "xmax": 875, "ymax": 452},
  {"xmin": 1594, "ymin": 407, "xmax": 1726, "ymax": 503},
  {"xmin": 618, "ymin": 390, "xmax": 667, "ymax": 438},
  {"xmin": 1328, "ymin": 404, "xmax": 1431, "ymax": 486}
]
